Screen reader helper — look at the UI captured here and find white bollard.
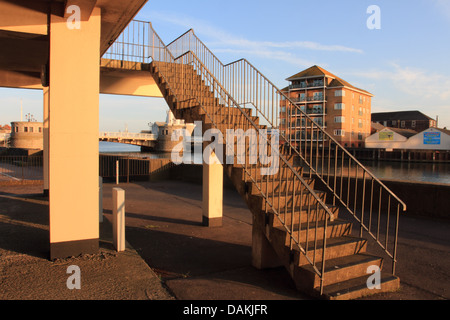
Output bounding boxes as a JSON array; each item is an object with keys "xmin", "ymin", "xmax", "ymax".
[
  {"xmin": 99, "ymin": 176, "xmax": 103, "ymax": 223},
  {"xmin": 112, "ymin": 187, "xmax": 125, "ymax": 252},
  {"xmin": 116, "ymin": 160, "xmax": 119, "ymax": 185}
]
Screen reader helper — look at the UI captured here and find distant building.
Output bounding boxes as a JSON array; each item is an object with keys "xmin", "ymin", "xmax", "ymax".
[
  {"xmin": 371, "ymin": 110, "xmax": 437, "ymax": 133},
  {"xmin": 0, "ymin": 125, "xmax": 11, "ymax": 147},
  {"xmin": 365, "ymin": 127, "xmax": 450, "ymax": 150},
  {"xmin": 10, "ymin": 121, "xmax": 43, "ymax": 150},
  {"xmin": 0, "ymin": 124, "xmax": 11, "ymax": 133},
  {"xmin": 280, "ymin": 65, "xmax": 373, "ymax": 148},
  {"xmin": 149, "ymin": 111, "xmax": 195, "ymax": 153}
]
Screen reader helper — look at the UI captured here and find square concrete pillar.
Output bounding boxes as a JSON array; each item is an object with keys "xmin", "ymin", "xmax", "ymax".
[
  {"xmin": 202, "ymin": 152, "xmax": 223, "ymax": 227},
  {"xmin": 112, "ymin": 188, "xmax": 126, "ymax": 252},
  {"xmin": 252, "ymin": 213, "xmax": 282, "ymax": 269},
  {"xmin": 48, "ymin": 4, "xmax": 101, "ymax": 259},
  {"xmin": 43, "ymin": 87, "xmax": 49, "ymax": 196}
]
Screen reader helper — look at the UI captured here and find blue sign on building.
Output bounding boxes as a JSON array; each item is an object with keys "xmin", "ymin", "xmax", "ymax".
[{"xmin": 423, "ymin": 132, "xmax": 441, "ymax": 145}]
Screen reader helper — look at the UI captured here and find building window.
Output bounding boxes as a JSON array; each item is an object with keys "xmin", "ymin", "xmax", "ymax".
[
  {"xmin": 39, "ymin": 127, "xmax": 42, "ymax": 133},
  {"xmin": 334, "ymin": 103, "xmax": 345, "ymax": 110},
  {"xmin": 334, "ymin": 130, "xmax": 345, "ymax": 137},
  {"xmin": 401, "ymin": 121, "xmax": 405, "ymax": 128},
  {"xmin": 335, "ymin": 90, "xmax": 345, "ymax": 97},
  {"xmin": 334, "ymin": 116, "xmax": 345, "ymax": 123},
  {"xmin": 358, "ymin": 132, "xmax": 363, "ymax": 140},
  {"xmin": 299, "ymin": 93, "xmax": 305, "ymax": 101},
  {"xmin": 412, "ymin": 120, "xmax": 416, "ymax": 128},
  {"xmin": 24, "ymin": 127, "xmax": 28, "ymax": 133},
  {"xmin": 313, "ymin": 92, "xmax": 323, "ymax": 101},
  {"xmin": 358, "ymin": 119, "xmax": 363, "ymax": 128},
  {"xmin": 15, "ymin": 127, "xmax": 18, "ymax": 133}
]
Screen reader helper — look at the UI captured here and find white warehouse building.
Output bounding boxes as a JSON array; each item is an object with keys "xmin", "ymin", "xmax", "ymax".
[{"xmin": 365, "ymin": 127, "xmax": 450, "ymax": 150}]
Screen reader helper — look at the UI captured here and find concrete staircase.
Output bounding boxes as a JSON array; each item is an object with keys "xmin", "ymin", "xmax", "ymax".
[{"xmin": 148, "ymin": 60, "xmax": 400, "ymax": 300}]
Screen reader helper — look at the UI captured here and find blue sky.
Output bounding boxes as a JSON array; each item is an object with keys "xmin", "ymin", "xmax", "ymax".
[{"xmin": 1, "ymin": 0, "xmax": 449, "ymax": 131}]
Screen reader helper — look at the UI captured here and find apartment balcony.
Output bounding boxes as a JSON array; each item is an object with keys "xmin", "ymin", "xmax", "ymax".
[
  {"xmin": 285, "ymin": 108, "xmax": 326, "ymax": 116},
  {"xmin": 290, "ymin": 119, "xmax": 325, "ymax": 128},
  {"xmin": 289, "ymin": 81, "xmax": 325, "ymax": 90},
  {"xmin": 291, "ymin": 96, "xmax": 326, "ymax": 103}
]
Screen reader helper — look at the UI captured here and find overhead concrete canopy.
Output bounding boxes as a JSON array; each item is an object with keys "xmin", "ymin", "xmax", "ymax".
[{"xmin": 0, "ymin": 0, "xmax": 148, "ymax": 89}]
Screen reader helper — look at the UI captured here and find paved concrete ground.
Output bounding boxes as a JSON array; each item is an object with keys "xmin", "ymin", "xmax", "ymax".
[{"xmin": 0, "ymin": 180, "xmax": 449, "ymax": 300}]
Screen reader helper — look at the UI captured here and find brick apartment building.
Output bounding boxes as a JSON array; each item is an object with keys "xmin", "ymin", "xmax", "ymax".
[
  {"xmin": 371, "ymin": 110, "xmax": 437, "ymax": 133},
  {"xmin": 280, "ymin": 65, "xmax": 373, "ymax": 148}
]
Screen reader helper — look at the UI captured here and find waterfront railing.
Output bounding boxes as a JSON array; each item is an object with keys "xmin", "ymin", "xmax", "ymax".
[{"xmin": 0, "ymin": 155, "xmax": 43, "ymax": 182}]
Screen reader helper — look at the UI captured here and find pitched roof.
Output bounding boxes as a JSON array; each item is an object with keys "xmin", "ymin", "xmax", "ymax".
[
  {"xmin": 371, "ymin": 121, "xmax": 386, "ymax": 132},
  {"xmin": 372, "ymin": 111, "xmax": 434, "ymax": 122},
  {"xmin": 387, "ymin": 127, "xmax": 418, "ymax": 138},
  {"xmin": 286, "ymin": 65, "xmax": 333, "ymax": 80},
  {"xmin": 286, "ymin": 65, "xmax": 373, "ymax": 96}
]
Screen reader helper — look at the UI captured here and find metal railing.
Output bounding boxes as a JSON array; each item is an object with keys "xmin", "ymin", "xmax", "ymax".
[
  {"xmin": 100, "ymin": 132, "xmax": 157, "ymax": 141},
  {"xmin": 0, "ymin": 156, "xmax": 43, "ymax": 182},
  {"xmin": 163, "ymin": 27, "xmax": 406, "ymax": 275},
  {"xmin": 103, "ymin": 20, "xmax": 406, "ymax": 292},
  {"xmin": 99, "ymin": 154, "xmax": 174, "ymax": 182}
]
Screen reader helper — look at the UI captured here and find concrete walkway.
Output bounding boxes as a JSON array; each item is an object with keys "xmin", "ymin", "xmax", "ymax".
[{"xmin": 0, "ymin": 180, "xmax": 449, "ymax": 300}]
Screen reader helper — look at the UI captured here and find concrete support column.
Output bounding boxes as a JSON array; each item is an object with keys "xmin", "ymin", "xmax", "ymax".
[
  {"xmin": 48, "ymin": 5, "xmax": 101, "ymax": 259},
  {"xmin": 43, "ymin": 87, "xmax": 49, "ymax": 196},
  {"xmin": 251, "ymin": 213, "xmax": 282, "ymax": 269},
  {"xmin": 202, "ymin": 152, "xmax": 223, "ymax": 227}
]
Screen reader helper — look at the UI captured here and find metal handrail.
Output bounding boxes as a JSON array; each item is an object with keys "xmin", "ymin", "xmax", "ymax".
[
  {"xmin": 166, "ymin": 49, "xmax": 334, "ymax": 284},
  {"xmin": 102, "ymin": 19, "xmax": 407, "ymax": 291},
  {"xmin": 139, "ymin": 24, "xmax": 334, "ymax": 290},
  {"xmin": 165, "ymin": 28, "xmax": 406, "ymax": 209},
  {"xmin": 164, "ymin": 27, "xmax": 406, "ymax": 274}
]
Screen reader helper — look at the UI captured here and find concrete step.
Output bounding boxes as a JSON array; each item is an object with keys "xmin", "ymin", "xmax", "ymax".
[
  {"xmin": 261, "ymin": 189, "xmax": 327, "ymax": 210},
  {"xmin": 277, "ymin": 218, "xmax": 353, "ymax": 245},
  {"xmin": 292, "ymin": 235, "xmax": 368, "ymax": 266},
  {"xmin": 231, "ymin": 165, "xmax": 304, "ymax": 183},
  {"xmin": 248, "ymin": 177, "xmax": 314, "ymax": 196},
  {"xmin": 304, "ymin": 253, "xmax": 384, "ymax": 289},
  {"xmin": 268, "ymin": 205, "xmax": 339, "ymax": 227},
  {"xmin": 318, "ymin": 272, "xmax": 400, "ymax": 300}
]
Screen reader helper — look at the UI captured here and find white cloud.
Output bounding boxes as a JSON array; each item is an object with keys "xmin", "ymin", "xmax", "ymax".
[
  {"xmin": 147, "ymin": 10, "xmax": 363, "ymax": 68},
  {"xmin": 349, "ymin": 63, "xmax": 450, "ymax": 101},
  {"xmin": 434, "ymin": 0, "xmax": 450, "ymax": 21}
]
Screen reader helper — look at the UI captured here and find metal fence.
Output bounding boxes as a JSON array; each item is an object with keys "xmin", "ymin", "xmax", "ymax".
[
  {"xmin": 99, "ymin": 155, "xmax": 175, "ymax": 182},
  {"xmin": 0, "ymin": 155, "xmax": 175, "ymax": 184},
  {"xmin": 0, "ymin": 156, "xmax": 43, "ymax": 182}
]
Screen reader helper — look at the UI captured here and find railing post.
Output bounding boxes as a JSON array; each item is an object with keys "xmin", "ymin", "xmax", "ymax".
[
  {"xmin": 127, "ymin": 157, "xmax": 130, "ymax": 183},
  {"xmin": 116, "ymin": 160, "xmax": 119, "ymax": 185}
]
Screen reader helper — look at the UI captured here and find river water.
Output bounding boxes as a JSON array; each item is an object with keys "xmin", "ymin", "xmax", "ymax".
[{"xmin": 99, "ymin": 142, "xmax": 450, "ymax": 185}]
